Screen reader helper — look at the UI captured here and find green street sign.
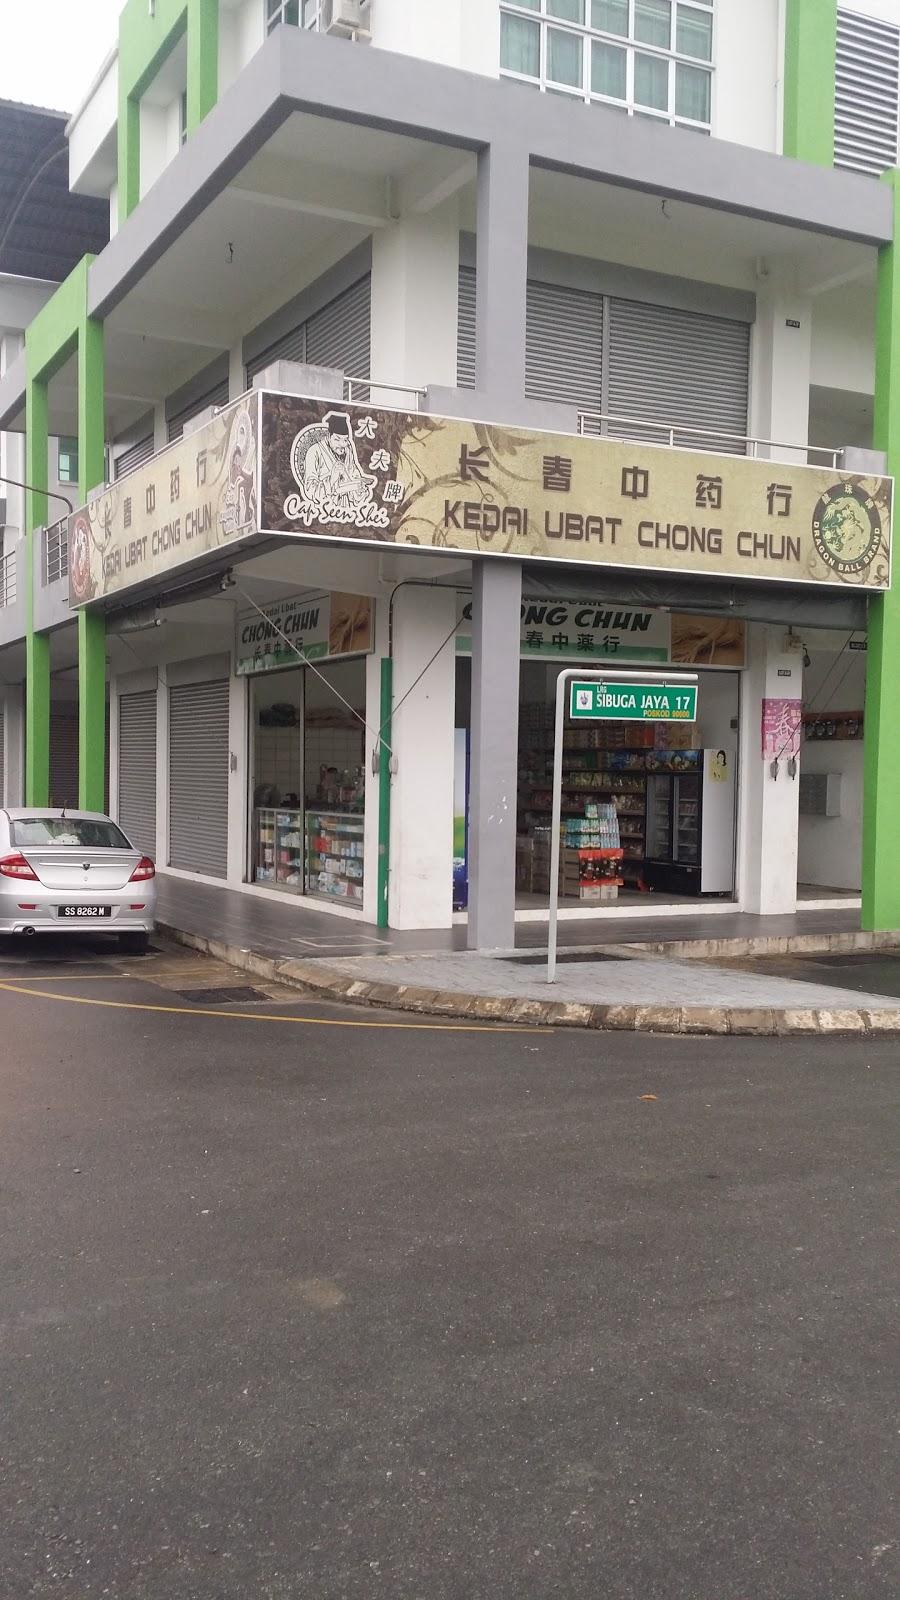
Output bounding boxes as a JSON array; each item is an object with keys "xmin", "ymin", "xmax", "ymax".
[{"xmin": 569, "ymin": 680, "xmax": 698, "ymax": 722}]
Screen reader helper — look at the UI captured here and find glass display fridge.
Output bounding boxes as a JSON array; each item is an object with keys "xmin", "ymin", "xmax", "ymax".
[{"xmin": 643, "ymin": 750, "xmax": 736, "ymax": 896}]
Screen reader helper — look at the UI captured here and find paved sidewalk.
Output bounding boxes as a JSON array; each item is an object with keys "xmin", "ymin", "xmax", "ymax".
[{"xmin": 156, "ymin": 873, "xmax": 900, "ymax": 1036}]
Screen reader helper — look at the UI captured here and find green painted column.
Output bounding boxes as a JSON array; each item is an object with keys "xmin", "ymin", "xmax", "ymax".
[
  {"xmin": 24, "ymin": 376, "xmax": 50, "ymax": 807},
  {"xmin": 862, "ymin": 170, "xmax": 900, "ymax": 930},
  {"xmin": 783, "ymin": 0, "xmax": 837, "ymax": 166},
  {"xmin": 77, "ymin": 314, "xmax": 107, "ymax": 813}
]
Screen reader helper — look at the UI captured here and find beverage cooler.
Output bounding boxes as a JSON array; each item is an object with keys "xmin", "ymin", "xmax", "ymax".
[{"xmin": 643, "ymin": 750, "xmax": 736, "ymax": 896}]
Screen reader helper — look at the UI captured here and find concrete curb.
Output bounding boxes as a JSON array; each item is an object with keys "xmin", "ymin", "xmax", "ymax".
[
  {"xmin": 156, "ymin": 921, "xmax": 900, "ymax": 1038},
  {"xmin": 618, "ymin": 928, "xmax": 900, "ymax": 960}
]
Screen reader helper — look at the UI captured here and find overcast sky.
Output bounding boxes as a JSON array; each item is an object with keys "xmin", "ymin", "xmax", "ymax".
[{"xmin": 0, "ymin": 0, "xmax": 123, "ymax": 117}]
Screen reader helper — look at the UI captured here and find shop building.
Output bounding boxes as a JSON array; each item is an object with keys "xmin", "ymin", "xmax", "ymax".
[{"xmin": 0, "ymin": 0, "xmax": 898, "ymax": 946}]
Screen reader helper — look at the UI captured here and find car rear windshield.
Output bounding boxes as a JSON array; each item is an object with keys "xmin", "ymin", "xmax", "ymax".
[{"xmin": 10, "ymin": 817, "xmax": 132, "ymax": 850}]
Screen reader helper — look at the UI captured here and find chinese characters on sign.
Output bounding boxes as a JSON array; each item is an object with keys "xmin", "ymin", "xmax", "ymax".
[
  {"xmin": 256, "ymin": 396, "xmax": 892, "ymax": 591},
  {"xmin": 761, "ymin": 698, "xmax": 802, "ymax": 760},
  {"xmin": 68, "ymin": 397, "xmax": 259, "ymax": 606}
]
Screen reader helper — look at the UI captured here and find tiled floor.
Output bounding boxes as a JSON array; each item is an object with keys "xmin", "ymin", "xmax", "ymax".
[{"xmin": 156, "ymin": 873, "xmax": 864, "ymax": 963}]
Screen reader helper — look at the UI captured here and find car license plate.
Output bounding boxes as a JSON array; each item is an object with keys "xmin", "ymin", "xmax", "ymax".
[{"xmin": 58, "ymin": 906, "xmax": 112, "ymax": 919}]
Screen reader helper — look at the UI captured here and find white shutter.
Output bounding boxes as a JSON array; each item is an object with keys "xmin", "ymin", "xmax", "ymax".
[
  {"xmin": 168, "ymin": 681, "xmax": 229, "ymax": 877},
  {"xmin": 305, "ymin": 275, "xmax": 371, "ymax": 384},
  {"xmin": 167, "ymin": 378, "xmax": 230, "ymax": 443},
  {"xmin": 114, "ymin": 435, "xmax": 154, "ymax": 480},
  {"xmin": 526, "ymin": 279, "xmax": 604, "ymax": 426},
  {"xmin": 118, "ymin": 691, "xmax": 157, "ymax": 856},
  {"xmin": 606, "ymin": 297, "xmax": 750, "ymax": 452},
  {"xmin": 457, "ymin": 265, "xmax": 476, "ymax": 388},
  {"xmin": 835, "ymin": 8, "xmax": 900, "ymax": 176}
]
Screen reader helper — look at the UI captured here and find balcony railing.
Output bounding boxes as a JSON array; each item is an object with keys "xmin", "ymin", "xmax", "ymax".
[
  {"xmin": 0, "ymin": 550, "xmax": 16, "ymax": 608},
  {"xmin": 577, "ymin": 411, "xmax": 842, "ymax": 470},
  {"xmin": 43, "ymin": 519, "xmax": 69, "ymax": 586},
  {"xmin": 343, "ymin": 376, "xmax": 424, "ymax": 409}
]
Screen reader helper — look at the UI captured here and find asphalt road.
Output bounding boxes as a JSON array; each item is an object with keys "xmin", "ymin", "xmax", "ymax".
[{"xmin": 0, "ymin": 936, "xmax": 897, "ymax": 1600}]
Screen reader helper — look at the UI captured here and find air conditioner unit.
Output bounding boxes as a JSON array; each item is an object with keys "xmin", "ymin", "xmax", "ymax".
[{"xmin": 322, "ymin": 0, "xmax": 366, "ymax": 36}]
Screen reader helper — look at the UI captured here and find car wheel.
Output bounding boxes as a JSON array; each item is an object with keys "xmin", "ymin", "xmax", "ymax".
[{"xmin": 119, "ymin": 931, "xmax": 150, "ymax": 955}]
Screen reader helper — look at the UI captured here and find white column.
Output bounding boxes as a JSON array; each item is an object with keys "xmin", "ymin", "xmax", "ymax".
[
  {"xmin": 226, "ymin": 669, "xmax": 248, "ymax": 884},
  {"xmin": 228, "ymin": 340, "xmax": 245, "ymax": 402},
  {"xmin": 153, "ymin": 402, "xmax": 168, "ymax": 454},
  {"xmin": 2, "ymin": 684, "xmax": 24, "ymax": 806},
  {"xmin": 737, "ymin": 624, "xmax": 804, "ymax": 915},
  {"xmin": 362, "ymin": 596, "xmax": 389, "ymax": 924},
  {"xmin": 749, "ymin": 280, "xmax": 813, "ymax": 461},
  {"xmin": 156, "ymin": 665, "xmax": 169, "ymax": 868},
  {"xmin": 387, "ymin": 584, "xmax": 456, "ymax": 930},
  {"xmin": 369, "ymin": 203, "xmax": 460, "ymax": 401},
  {"xmin": 372, "ymin": 0, "xmax": 499, "ymax": 73}
]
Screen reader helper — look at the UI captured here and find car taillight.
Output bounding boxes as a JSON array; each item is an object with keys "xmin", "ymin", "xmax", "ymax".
[
  {"xmin": 128, "ymin": 857, "xmax": 156, "ymax": 883},
  {"xmin": 0, "ymin": 853, "xmax": 39, "ymax": 880}
]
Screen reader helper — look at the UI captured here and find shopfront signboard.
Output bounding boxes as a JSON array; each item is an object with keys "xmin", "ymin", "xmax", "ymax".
[
  {"xmin": 455, "ymin": 597, "xmax": 746, "ymax": 666},
  {"xmin": 68, "ymin": 396, "xmax": 258, "ymax": 607},
  {"xmin": 259, "ymin": 395, "xmax": 893, "ymax": 592},
  {"xmin": 569, "ymin": 680, "xmax": 699, "ymax": 722},
  {"xmin": 234, "ymin": 588, "xmax": 373, "ymax": 675}
]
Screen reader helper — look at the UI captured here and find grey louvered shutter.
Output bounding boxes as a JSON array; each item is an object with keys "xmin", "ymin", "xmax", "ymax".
[
  {"xmin": 835, "ymin": 8, "xmax": 900, "ymax": 175},
  {"xmin": 526, "ymin": 280, "xmax": 604, "ymax": 429},
  {"xmin": 306, "ymin": 276, "xmax": 371, "ymax": 386},
  {"xmin": 114, "ymin": 435, "xmax": 154, "ymax": 480},
  {"xmin": 49, "ymin": 711, "xmax": 78, "ymax": 809},
  {"xmin": 606, "ymin": 298, "xmax": 750, "ymax": 452},
  {"xmin": 246, "ymin": 322, "xmax": 307, "ymax": 387},
  {"xmin": 118, "ymin": 691, "xmax": 157, "ymax": 856},
  {"xmin": 168, "ymin": 680, "xmax": 229, "ymax": 877},
  {"xmin": 167, "ymin": 378, "xmax": 230, "ymax": 443},
  {"xmin": 457, "ymin": 265, "xmax": 476, "ymax": 388}
]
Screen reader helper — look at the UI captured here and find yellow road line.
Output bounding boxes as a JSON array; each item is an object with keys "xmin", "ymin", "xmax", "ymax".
[{"xmin": 0, "ymin": 978, "xmax": 544, "ymax": 1033}]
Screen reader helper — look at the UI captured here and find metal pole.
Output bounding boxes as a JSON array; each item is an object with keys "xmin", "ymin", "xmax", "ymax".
[
  {"xmin": 547, "ymin": 669, "xmax": 569, "ymax": 983},
  {"xmin": 546, "ymin": 667, "xmax": 698, "ymax": 985}
]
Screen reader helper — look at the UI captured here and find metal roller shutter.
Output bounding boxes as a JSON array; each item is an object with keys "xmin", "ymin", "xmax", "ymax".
[
  {"xmin": 0, "ymin": 706, "xmax": 5, "ymax": 804},
  {"xmin": 606, "ymin": 297, "xmax": 750, "ymax": 452},
  {"xmin": 167, "ymin": 378, "xmax": 230, "ymax": 443},
  {"xmin": 835, "ymin": 8, "xmax": 900, "ymax": 176},
  {"xmin": 457, "ymin": 265, "xmax": 476, "ymax": 388},
  {"xmin": 305, "ymin": 275, "xmax": 371, "ymax": 386},
  {"xmin": 114, "ymin": 435, "xmax": 154, "ymax": 480},
  {"xmin": 168, "ymin": 680, "xmax": 229, "ymax": 877},
  {"xmin": 246, "ymin": 322, "xmax": 307, "ymax": 387},
  {"xmin": 49, "ymin": 711, "xmax": 79, "ymax": 809},
  {"xmin": 525, "ymin": 279, "xmax": 604, "ymax": 428},
  {"xmin": 118, "ymin": 690, "xmax": 157, "ymax": 856}
]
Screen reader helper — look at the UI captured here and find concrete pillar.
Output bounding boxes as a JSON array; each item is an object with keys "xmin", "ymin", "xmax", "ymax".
[
  {"xmin": 153, "ymin": 402, "xmax": 168, "ymax": 454},
  {"xmin": 363, "ymin": 597, "xmax": 389, "ymax": 925},
  {"xmin": 467, "ymin": 559, "xmax": 521, "ymax": 950},
  {"xmin": 387, "ymin": 584, "xmax": 456, "ymax": 929},
  {"xmin": 369, "ymin": 203, "xmax": 460, "ymax": 400},
  {"xmin": 750, "ymin": 280, "xmax": 812, "ymax": 462},
  {"xmin": 737, "ymin": 624, "xmax": 804, "ymax": 915},
  {"xmin": 475, "ymin": 142, "xmax": 529, "ymax": 406},
  {"xmin": 228, "ymin": 339, "xmax": 246, "ymax": 402},
  {"xmin": 372, "ymin": 0, "xmax": 499, "ymax": 73}
]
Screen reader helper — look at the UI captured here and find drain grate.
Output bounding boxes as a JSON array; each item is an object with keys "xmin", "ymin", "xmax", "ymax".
[
  {"xmin": 176, "ymin": 986, "xmax": 269, "ymax": 1005},
  {"xmin": 501, "ymin": 950, "xmax": 627, "ymax": 967}
]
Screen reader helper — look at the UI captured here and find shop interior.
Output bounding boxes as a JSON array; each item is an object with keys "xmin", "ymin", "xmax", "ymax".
[
  {"xmin": 797, "ymin": 630, "xmax": 867, "ymax": 898},
  {"xmin": 251, "ymin": 657, "xmax": 366, "ymax": 907},
  {"xmin": 455, "ymin": 656, "xmax": 741, "ymax": 913}
]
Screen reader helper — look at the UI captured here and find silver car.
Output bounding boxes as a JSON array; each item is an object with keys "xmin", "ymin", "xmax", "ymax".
[{"xmin": 0, "ymin": 809, "xmax": 156, "ymax": 951}]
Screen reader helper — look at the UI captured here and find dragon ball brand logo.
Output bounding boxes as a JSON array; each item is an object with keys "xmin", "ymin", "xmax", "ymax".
[{"xmin": 811, "ymin": 481, "xmax": 883, "ymax": 576}]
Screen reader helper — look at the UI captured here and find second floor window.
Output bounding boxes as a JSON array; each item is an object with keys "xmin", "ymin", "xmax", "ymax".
[
  {"xmin": 57, "ymin": 438, "xmax": 78, "ymax": 485},
  {"xmin": 500, "ymin": 0, "xmax": 713, "ymax": 131},
  {"xmin": 267, "ymin": 0, "xmax": 324, "ymax": 29}
]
